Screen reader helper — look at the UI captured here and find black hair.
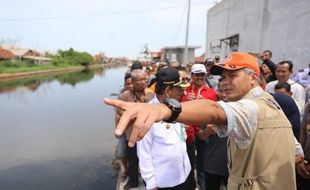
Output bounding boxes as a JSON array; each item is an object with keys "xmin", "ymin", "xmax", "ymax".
[
  {"xmin": 131, "ymin": 61, "xmax": 143, "ymax": 71},
  {"xmin": 277, "ymin": 60, "xmax": 293, "ymax": 72},
  {"xmin": 275, "ymin": 82, "xmax": 291, "ymax": 93},
  {"xmin": 177, "ymin": 66, "xmax": 187, "ymax": 72},
  {"xmin": 124, "ymin": 72, "xmax": 131, "ymax": 82},
  {"xmin": 263, "ymin": 50, "xmax": 273, "ymax": 57},
  {"xmin": 155, "ymin": 81, "xmax": 169, "ymax": 95}
]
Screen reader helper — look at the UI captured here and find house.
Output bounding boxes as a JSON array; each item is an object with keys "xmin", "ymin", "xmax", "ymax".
[
  {"xmin": 195, "ymin": 54, "xmax": 205, "ymax": 64},
  {"xmin": 0, "ymin": 48, "xmax": 15, "ymax": 60},
  {"xmin": 9, "ymin": 48, "xmax": 41, "ymax": 61},
  {"xmin": 161, "ymin": 46, "xmax": 201, "ymax": 65},
  {"xmin": 1, "ymin": 47, "xmax": 51, "ymax": 64},
  {"xmin": 205, "ymin": 0, "xmax": 310, "ymax": 70},
  {"xmin": 94, "ymin": 52, "xmax": 109, "ymax": 63},
  {"xmin": 22, "ymin": 56, "xmax": 52, "ymax": 65},
  {"xmin": 150, "ymin": 51, "xmax": 161, "ymax": 63}
]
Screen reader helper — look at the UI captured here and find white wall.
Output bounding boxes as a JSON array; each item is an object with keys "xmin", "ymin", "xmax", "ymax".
[{"xmin": 206, "ymin": 0, "xmax": 310, "ymax": 71}]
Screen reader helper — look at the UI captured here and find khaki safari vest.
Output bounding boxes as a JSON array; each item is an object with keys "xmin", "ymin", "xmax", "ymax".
[{"xmin": 227, "ymin": 92, "xmax": 296, "ymax": 190}]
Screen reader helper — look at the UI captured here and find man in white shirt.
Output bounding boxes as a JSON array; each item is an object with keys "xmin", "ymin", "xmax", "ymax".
[
  {"xmin": 137, "ymin": 67, "xmax": 191, "ymax": 190},
  {"xmin": 265, "ymin": 60, "xmax": 306, "ymax": 114}
]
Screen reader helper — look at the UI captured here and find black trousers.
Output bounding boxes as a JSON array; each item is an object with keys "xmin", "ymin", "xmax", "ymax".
[
  {"xmin": 126, "ymin": 141, "xmax": 139, "ymax": 186},
  {"xmin": 297, "ymin": 172, "xmax": 310, "ymax": 190},
  {"xmin": 204, "ymin": 172, "xmax": 228, "ymax": 190},
  {"xmin": 158, "ymin": 181, "xmax": 186, "ymax": 190},
  {"xmin": 182, "ymin": 142, "xmax": 196, "ymax": 190}
]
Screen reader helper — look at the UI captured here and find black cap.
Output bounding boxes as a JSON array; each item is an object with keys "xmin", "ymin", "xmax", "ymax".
[
  {"xmin": 204, "ymin": 58, "xmax": 215, "ymax": 65},
  {"xmin": 156, "ymin": 67, "xmax": 189, "ymax": 88}
]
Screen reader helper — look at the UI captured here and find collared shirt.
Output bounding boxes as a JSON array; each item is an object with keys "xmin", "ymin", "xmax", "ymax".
[
  {"xmin": 215, "ymin": 86, "xmax": 304, "ymax": 156},
  {"xmin": 265, "ymin": 79, "xmax": 306, "ymax": 114},
  {"xmin": 181, "ymin": 83, "xmax": 217, "ymax": 144},
  {"xmin": 205, "ymin": 74, "xmax": 221, "ymax": 91},
  {"xmin": 137, "ymin": 96, "xmax": 191, "ymax": 189},
  {"xmin": 118, "ymin": 89, "xmax": 154, "ymax": 140},
  {"xmin": 293, "ymin": 68, "xmax": 310, "ymax": 87}
]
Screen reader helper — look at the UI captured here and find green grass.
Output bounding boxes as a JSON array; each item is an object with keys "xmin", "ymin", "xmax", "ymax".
[{"xmin": 0, "ymin": 61, "xmax": 76, "ymax": 74}]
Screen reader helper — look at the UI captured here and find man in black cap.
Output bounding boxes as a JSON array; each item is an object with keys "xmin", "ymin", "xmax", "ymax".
[
  {"xmin": 137, "ymin": 67, "xmax": 191, "ymax": 190},
  {"xmin": 214, "ymin": 55, "xmax": 220, "ymax": 64},
  {"xmin": 204, "ymin": 58, "xmax": 220, "ymax": 91}
]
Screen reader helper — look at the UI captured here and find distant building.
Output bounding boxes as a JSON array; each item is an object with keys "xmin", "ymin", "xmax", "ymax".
[
  {"xmin": 161, "ymin": 46, "xmax": 201, "ymax": 65},
  {"xmin": 206, "ymin": 0, "xmax": 310, "ymax": 70},
  {"xmin": 94, "ymin": 52, "xmax": 108, "ymax": 63},
  {"xmin": 0, "ymin": 47, "xmax": 51, "ymax": 64},
  {"xmin": 0, "ymin": 48, "xmax": 15, "ymax": 60},
  {"xmin": 9, "ymin": 48, "xmax": 40, "ymax": 61},
  {"xmin": 150, "ymin": 51, "xmax": 161, "ymax": 63},
  {"xmin": 22, "ymin": 56, "xmax": 52, "ymax": 65},
  {"xmin": 195, "ymin": 54, "xmax": 205, "ymax": 64}
]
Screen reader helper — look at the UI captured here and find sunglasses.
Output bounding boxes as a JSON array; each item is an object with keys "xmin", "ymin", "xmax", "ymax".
[
  {"xmin": 193, "ymin": 73, "xmax": 205, "ymax": 77},
  {"xmin": 181, "ymin": 77, "xmax": 191, "ymax": 82}
]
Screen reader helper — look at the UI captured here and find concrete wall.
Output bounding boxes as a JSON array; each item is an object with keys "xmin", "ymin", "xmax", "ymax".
[
  {"xmin": 206, "ymin": 0, "xmax": 310, "ymax": 71},
  {"xmin": 163, "ymin": 47, "xmax": 198, "ymax": 65}
]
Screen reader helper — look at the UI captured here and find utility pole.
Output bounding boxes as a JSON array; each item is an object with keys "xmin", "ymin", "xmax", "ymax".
[{"xmin": 183, "ymin": 0, "xmax": 191, "ymax": 65}]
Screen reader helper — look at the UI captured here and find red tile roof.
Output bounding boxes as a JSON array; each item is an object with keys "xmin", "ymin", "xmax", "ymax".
[
  {"xmin": 195, "ymin": 55, "xmax": 205, "ymax": 63},
  {"xmin": 0, "ymin": 48, "xmax": 14, "ymax": 59}
]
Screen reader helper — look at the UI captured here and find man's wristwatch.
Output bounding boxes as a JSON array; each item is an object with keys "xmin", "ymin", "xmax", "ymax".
[{"xmin": 163, "ymin": 98, "xmax": 182, "ymax": 123}]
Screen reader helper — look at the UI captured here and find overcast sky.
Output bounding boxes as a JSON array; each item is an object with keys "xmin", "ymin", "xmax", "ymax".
[{"xmin": 0, "ymin": 0, "xmax": 218, "ymax": 59}]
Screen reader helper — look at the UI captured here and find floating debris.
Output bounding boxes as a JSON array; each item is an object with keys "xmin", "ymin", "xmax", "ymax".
[{"xmin": 110, "ymin": 92, "xmax": 119, "ymax": 97}]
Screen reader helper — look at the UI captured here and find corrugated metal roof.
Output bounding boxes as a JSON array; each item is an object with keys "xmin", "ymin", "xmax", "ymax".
[{"xmin": 9, "ymin": 49, "xmax": 32, "ymax": 57}]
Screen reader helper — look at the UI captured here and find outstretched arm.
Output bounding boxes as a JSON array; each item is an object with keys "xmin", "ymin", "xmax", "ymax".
[{"xmin": 104, "ymin": 98, "xmax": 226, "ymax": 147}]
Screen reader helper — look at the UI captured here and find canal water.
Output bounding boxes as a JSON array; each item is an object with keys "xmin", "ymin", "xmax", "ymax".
[{"xmin": 0, "ymin": 66, "xmax": 127, "ymax": 190}]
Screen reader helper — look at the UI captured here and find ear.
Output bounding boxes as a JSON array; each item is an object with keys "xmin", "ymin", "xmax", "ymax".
[
  {"xmin": 164, "ymin": 86, "xmax": 170, "ymax": 97},
  {"xmin": 251, "ymin": 72, "xmax": 259, "ymax": 85}
]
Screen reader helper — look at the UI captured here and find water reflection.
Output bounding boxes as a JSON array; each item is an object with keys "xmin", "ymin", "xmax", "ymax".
[
  {"xmin": 0, "ymin": 66, "xmax": 127, "ymax": 190},
  {"xmin": 0, "ymin": 68, "xmax": 106, "ymax": 93}
]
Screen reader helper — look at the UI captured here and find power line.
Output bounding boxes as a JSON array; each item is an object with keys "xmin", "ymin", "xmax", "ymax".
[
  {"xmin": 171, "ymin": 1, "xmax": 187, "ymax": 45},
  {"xmin": 0, "ymin": 4, "xmax": 210, "ymax": 22}
]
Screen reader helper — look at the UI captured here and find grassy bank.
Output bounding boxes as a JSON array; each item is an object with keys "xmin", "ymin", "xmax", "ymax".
[
  {"xmin": 0, "ymin": 61, "xmax": 80, "ymax": 74},
  {"xmin": 0, "ymin": 62, "xmax": 126, "ymax": 81}
]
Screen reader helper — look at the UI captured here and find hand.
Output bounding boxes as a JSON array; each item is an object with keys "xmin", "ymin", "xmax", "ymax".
[
  {"xmin": 205, "ymin": 124, "xmax": 216, "ymax": 135},
  {"xmin": 188, "ymin": 92, "xmax": 196, "ymax": 100},
  {"xmin": 104, "ymin": 98, "xmax": 170, "ymax": 147},
  {"xmin": 196, "ymin": 94, "xmax": 204, "ymax": 99},
  {"xmin": 198, "ymin": 124, "xmax": 215, "ymax": 140},
  {"xmin": 296, "ymin": 162, "xmax": 310, "ymax": 179}
]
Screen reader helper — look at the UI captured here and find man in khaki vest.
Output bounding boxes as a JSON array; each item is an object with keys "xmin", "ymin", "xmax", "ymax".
[{"xmin": 105, "ymin": 52, "xmax": 307, "ymax": 190}]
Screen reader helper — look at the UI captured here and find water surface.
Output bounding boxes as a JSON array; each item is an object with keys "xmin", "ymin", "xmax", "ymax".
[{"xmin": 0, "ymin": 66, "xmax": 127, "ymax": 190}]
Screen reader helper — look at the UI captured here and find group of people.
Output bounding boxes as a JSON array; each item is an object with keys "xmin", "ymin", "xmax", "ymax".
[{"xmin": 108, "ymin": 50, "xmax": 310, "ymax": 190}]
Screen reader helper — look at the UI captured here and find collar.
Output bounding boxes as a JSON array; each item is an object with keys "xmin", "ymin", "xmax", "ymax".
[
  {"xmin": 242, "ymin": 86, "xmax": 264, "ymax": 99},
  {"xmin": 286, "ymin": 79, "xmax": 295, "ymax": 85},
  {"xmin": 150, "ymin": 96, "xmax": 160, "ymax": 104},
  {"xmin": 189, "ymin": 83, "xmax": 209, "ymax": 91}
]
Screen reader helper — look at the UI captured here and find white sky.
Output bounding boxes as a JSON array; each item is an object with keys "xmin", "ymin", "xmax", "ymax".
[{"xmin": 0, "ymin": 0, "xmax": 218, "ymax": 59}]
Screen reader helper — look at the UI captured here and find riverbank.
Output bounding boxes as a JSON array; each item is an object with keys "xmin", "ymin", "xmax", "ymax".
[{"xmin": 0, "ymin": 62, "xmax": 127, "ymax": 81}]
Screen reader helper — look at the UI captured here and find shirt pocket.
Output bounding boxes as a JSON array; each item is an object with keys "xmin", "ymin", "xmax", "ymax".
[{"xmin": 154, "ymin": 128, "xmax": 178, "ymax": 145}]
